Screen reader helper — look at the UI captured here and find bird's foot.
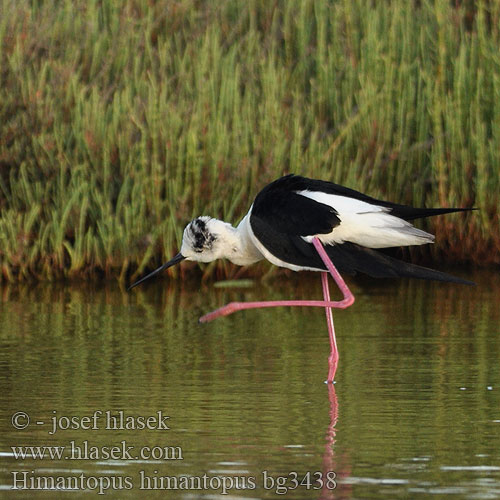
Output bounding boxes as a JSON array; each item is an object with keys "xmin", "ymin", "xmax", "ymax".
[{"xmin": 199, "ymin": 302, "xmax": 240, "ymax": 323}]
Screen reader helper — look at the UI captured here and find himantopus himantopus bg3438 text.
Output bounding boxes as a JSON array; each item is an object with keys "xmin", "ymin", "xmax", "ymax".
[{"xmin": 129, "ymin": 174, "xmax": 474, "ymax": 382}]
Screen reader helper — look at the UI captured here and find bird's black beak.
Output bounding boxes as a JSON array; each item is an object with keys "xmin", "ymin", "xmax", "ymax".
[{"xmin": 127, "ymin": 253, "xmax": 185, "ymax": 291}]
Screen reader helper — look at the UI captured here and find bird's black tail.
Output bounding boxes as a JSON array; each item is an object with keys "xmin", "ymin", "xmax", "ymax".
[
  {"xmin": 324, "ymin": 242, "xmax": 474, "ymax": 285},
  {"xmin": 390, "ymin": 206, "xmax": 476, "ymax": 221}
]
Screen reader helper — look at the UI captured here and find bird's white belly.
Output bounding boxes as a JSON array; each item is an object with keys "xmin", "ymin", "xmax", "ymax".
[
  {"xmin": 297, "ymin": 190, "xmax": 434, "ymax": 248},
  {"xmin": 313, "ymin": 212, "xmax": 434, "ymax": 248}
]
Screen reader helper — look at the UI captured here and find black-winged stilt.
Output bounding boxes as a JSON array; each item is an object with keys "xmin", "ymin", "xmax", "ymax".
[{"xmin": 129, "ymin": 174, "xmax": 473, "ymax": 382}]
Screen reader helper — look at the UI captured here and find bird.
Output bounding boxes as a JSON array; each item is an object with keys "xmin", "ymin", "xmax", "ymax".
[{"xmin": 128, "ymin": 174, "xmax": 474, "ymax": 383}]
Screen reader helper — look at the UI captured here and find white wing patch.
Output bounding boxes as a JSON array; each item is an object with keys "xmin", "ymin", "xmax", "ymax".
[{"xmin": 297, "ymin": 190, "xmax": 434, "ymax": 248}]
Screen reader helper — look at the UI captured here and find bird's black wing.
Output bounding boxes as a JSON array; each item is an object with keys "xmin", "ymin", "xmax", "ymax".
[
  {"xmin": 251, "ymin": 176, "xmax": 340, "ymax": 236},
  {"xmin": 266, "ymin": 174, "xmax": 474, "ymax": 221},
  {"xmin": 250, "ymin": 175, "xmax": 341, "ymax": 269},
  {"xmin": 250, "ymin": 175, "xmax": 474, "ymax": 284},
  {"xmin": 250, "ymin": 215, "xmax": 473, "ymax": 284},
  {"xmin": 250, "ymin": 215, "xmax": 326, "ymax": 269},
  {"xmin": 324, "ymin": 243, "xmax": 475, "ymax": 285}
]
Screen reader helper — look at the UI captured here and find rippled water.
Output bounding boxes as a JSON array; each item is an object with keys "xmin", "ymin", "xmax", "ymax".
[{"xmin": 0, "ymin": 270, "xmax": 499, "ymax": 498}]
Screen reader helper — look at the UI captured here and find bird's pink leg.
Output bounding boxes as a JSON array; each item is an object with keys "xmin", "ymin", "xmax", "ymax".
[
  {"xmin": 199, "ymin": 238, "xmax": 354, "ymax": 382},
  {"xmin": 199, "ymin": 237, "xmax": 354, "ymax": 321},
  {"xmin": 311, "ymin": 237, "xmax": 354, "ymax": 309},
  {"xmin": 322, "ymin": 271, "xmax": 338, "ymax": 383}
]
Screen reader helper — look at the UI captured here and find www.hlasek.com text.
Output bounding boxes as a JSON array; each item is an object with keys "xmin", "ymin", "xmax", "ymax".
[{"xmin": 11, "ymin": 440, "xmax": 182, "ymax": 461}]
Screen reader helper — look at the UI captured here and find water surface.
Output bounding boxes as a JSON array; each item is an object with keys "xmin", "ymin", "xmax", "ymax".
[{"xmin": 0, "ymin": 270, "xmax": 499, "ymax": 498}]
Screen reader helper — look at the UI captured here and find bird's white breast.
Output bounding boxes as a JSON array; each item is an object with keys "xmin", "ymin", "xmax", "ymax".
[{"xmin": 232, "ymin": 213, "xmax": 265, "ymax": 266}]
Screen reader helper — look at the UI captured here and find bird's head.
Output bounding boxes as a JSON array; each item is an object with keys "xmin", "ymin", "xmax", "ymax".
[
  {"xmin": 180, "ymin": 216, "xmax": 232, "ymax": 263},
  {"xmin": 128, "ymin": 216, "xmax": 236, "ymax": 290}
]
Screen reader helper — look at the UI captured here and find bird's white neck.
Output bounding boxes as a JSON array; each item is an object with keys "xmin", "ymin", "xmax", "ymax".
[
  {"xmin": 232, "ymin": 213, "xmax": 264, "ymax": 265},
  {"xmin": 180, "ymin": 214, "xmax": 264, "ymax": 266},
  {"xmin": 210, "ymin": 215, "xmax": 263, "ymax": 266}
]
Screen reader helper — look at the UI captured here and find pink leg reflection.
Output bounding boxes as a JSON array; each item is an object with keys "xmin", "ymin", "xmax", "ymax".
[
  {"xmin": 199, "ymin": 237, "xmax": 355, "ymax": 382},
  {"xmin": 320, "ymin": 384, "xmax": 338, "ymax": 500}
]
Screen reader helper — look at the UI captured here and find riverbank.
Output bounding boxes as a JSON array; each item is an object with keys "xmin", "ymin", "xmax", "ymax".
[{"xmin": 1, "ymin": 1, "xmax": 498, "ymax": 282}]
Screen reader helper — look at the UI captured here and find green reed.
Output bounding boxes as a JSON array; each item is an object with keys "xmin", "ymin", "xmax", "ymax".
[{"xmin": 0, "ymin": 0, "xmax": 498, "ymax": 282}]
